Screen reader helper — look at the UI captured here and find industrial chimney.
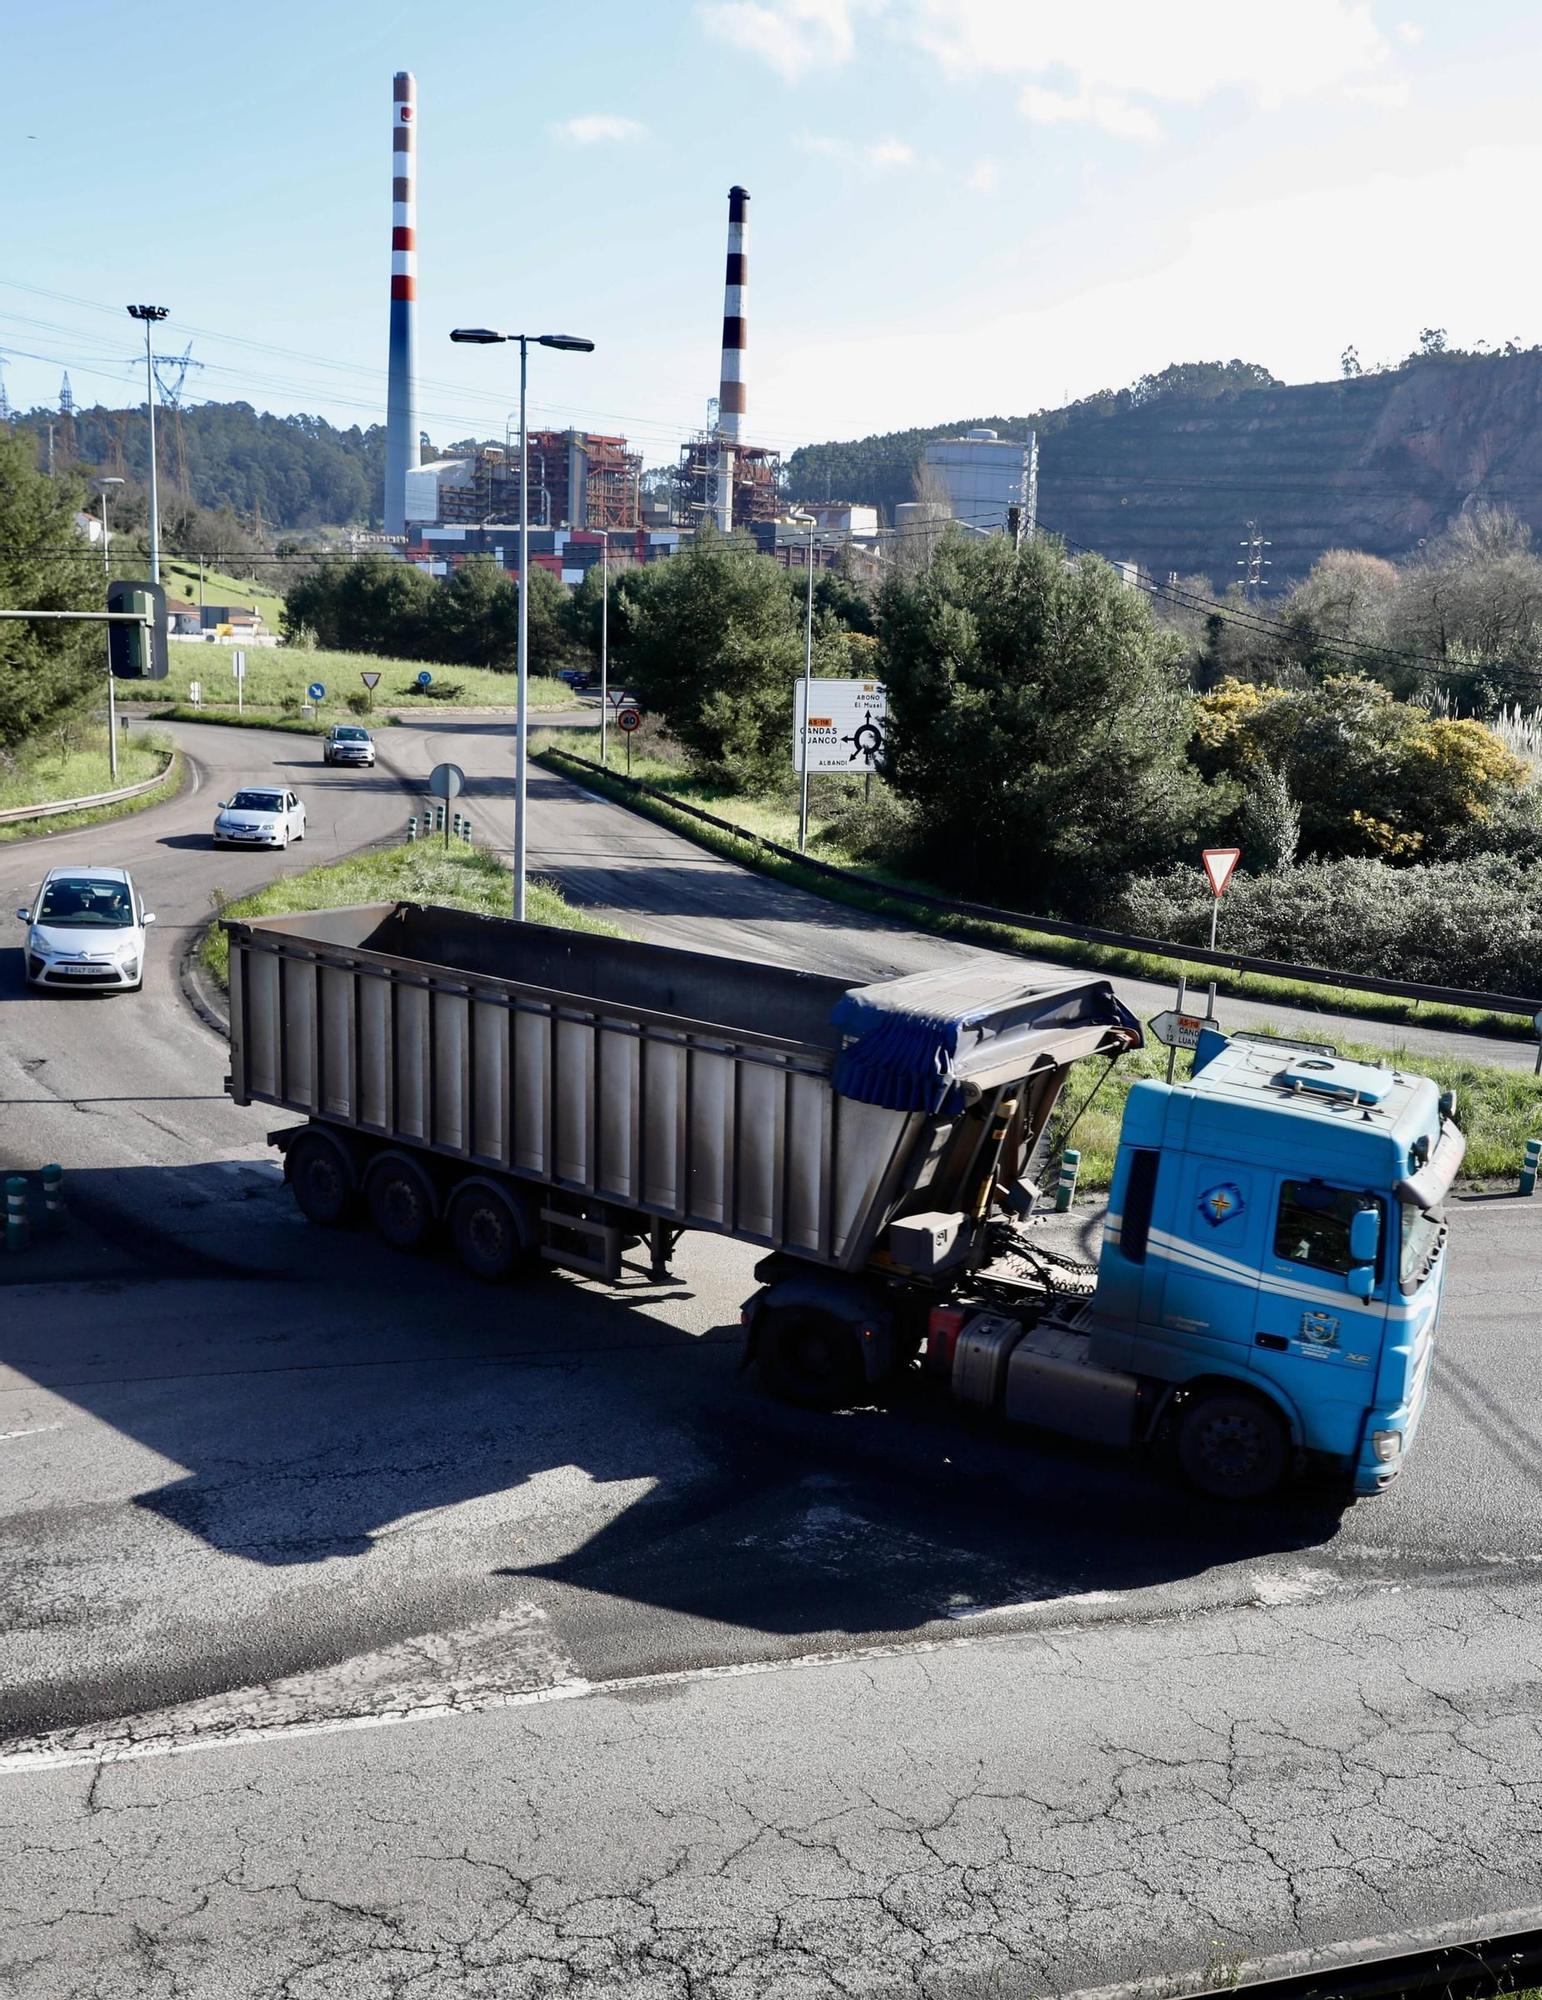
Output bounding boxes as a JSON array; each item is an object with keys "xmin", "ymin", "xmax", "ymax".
[
  {"xmin": 384, "ymin": 71, "xmax": 420, "ymax": 537},
  {"xmin": 714, "ymin": 184, "xmax": 749, "ymax": 534}
]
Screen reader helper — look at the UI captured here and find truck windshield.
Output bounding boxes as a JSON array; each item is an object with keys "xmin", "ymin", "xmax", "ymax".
[{"xmin": 1399, "ymin": 1201, "xmax": 1445, "ymax": 1291}]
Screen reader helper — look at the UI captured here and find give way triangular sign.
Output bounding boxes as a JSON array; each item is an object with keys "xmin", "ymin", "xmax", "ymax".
[{"xmin": 1202, "ymin": 847, "xmax": 1242, "ymax": 897}]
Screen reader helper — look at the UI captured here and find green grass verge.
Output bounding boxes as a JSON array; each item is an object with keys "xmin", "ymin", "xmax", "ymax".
[
  {"xmin": 159, "ymin": 561, "xmax": 287, "ymax": 633},
  {"xmin": 114, "ymin": 642, "xmax": 573, "ymax": 715},
  {"xmin": 152, "ymin": 704, "xmax": 333, "ymax": 737},
  {"xmin": 1049, "ymin": 1026, "xmax": 1542, "ymax": 1191},
  {"xmin": 199, "ymin": 839, "xmax": 619, "ymax": 992},
  {"xmin": 533, "ymin": 738, "xmax": 1532, "ymax": 1046},
  {"xmin": 0, "ymin": 730, "xmax": 167, "ymax": 812},
  {"xmin": 0, "ymin": 737, "xmax": 181, "ymax": 846}
]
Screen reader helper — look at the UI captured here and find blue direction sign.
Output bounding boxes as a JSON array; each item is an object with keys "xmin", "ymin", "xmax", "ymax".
[
  {"xmin": 417, "ymin": 670, "xmax": 433, "ymax": 688},
  {"xmin": 307, "ymin": 682, "xmax": 326, "ymax": 701}
]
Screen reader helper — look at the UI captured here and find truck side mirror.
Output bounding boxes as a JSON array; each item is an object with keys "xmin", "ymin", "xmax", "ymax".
[
  {"xmin": 1349, "ymin": 1207, "xmax": 1380, "ymax": 1264},
  {"xmin": 1347, "ymin": 1265, "xmax": 1376, "ymax": 1300}
]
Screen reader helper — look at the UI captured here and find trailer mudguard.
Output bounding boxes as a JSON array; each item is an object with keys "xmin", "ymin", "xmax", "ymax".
[{"xmin": 741, "ymin": 1270, "xmax": 895, "ymax": 1385}]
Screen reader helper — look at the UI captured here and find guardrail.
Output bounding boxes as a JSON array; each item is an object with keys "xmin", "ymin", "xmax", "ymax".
[
  {"xmin": 0, "ymin": 753, "xmax": 175, "ymax": 826},
  {"xmin": 544, "ymin": 746, "xmax": 1542, "ymax": 1022}
]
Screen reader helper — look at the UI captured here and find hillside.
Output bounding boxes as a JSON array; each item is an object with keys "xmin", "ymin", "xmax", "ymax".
[{"xmin": 788, "ymin": 352, "xmax": 1542, "ymax": 587}]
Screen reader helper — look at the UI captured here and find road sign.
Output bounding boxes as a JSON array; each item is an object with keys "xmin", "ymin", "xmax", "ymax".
[
  {"xmin": 616, "ymin": 706, "xmax": 642, "ymax": 733},
  {"xmin": 793, "ymin": 679, "xmax": 887, "ymax": 773},
  {"xmin": 427, "ymin": 762, "xmax": 466, "ymax": 800},
  {"xmin": 231, "ymin": 650, "xmax": 246, "ymax": 679},
  {"xmin": 308, "ymin": 682, "xmax": 326, "ymax": 701},
  {"xmin": 360, "ymin": 671, "xmax": 382, "ymax": 690},
  {"xmin": 188, "ymin": 680, "xmax": 202, "ymax": 707},
  {"xmin": 417, "ymin": 670, "xmax": 433, "ymax": 688},
  {"xmin": 1202, "ymin": 847, "xmax": 1241, "ymax": 897},
  {"xmin": 1149, "ymin": 1009, "xmax": 1221, "ymax": 1051}
]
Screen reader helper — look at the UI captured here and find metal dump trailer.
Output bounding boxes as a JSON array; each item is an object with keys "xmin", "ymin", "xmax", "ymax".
[{"xmin": 227, "ymin": 902, "xmax": 1137, "ymax": 1310}]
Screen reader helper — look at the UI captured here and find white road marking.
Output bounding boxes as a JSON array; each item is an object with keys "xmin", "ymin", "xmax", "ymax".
[{"xmin": 0, "ymin": 1424, "xmax": 63, "ymax": 1443}]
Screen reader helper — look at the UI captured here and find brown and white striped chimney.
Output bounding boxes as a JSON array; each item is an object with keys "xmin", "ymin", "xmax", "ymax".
[{"xmin": 715, "ymin": 184, "xmax": 749, "ymax": 533}]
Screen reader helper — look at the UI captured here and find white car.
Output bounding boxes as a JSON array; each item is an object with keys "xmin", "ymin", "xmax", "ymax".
[
  {"xmin": 213, "ymin": 786, "xmax": 307, "ymax": 848},
  {"xmin": 17, "ymin": 865, "xmax": 155, "ymax": 993}
]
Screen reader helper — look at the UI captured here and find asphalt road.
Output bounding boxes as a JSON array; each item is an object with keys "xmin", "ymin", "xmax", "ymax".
[{"xmin": 2, "ymin": 714, "xmax": 1541, "ymax": 1998}]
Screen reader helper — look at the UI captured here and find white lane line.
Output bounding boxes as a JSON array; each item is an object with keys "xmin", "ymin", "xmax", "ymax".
[{"xmin": 0, "ymin": 1424, "xmax": 63, "ymax": 1442}]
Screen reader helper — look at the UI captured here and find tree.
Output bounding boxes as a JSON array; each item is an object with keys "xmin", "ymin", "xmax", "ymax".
[
  {"xmin": 430, "ymin": 557, "xmax": 518, "ymax": 668},
  {"xmin": 1237, "ymin": 762, "xmax": 1300, "ymax": 872},
  {"xmin": 282, "ymin": 557, "xmax": 437, "ymax": 657},
  {"xmin": 877, "ymin": 532, "xmax": 1215, "ymax": 909},
  {"xmin": 0, "ymin": 432, "xmax": 100, "ymax": 750},
  {"xmin": 1389, "ymin": 505, "xmax": 1542, "ymax": 708},
  {"xmin": 617, "ymin": 527, "xmax": 805, "ymax": 789}
]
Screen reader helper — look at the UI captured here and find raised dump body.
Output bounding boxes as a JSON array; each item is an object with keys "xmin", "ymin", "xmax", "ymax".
[{"xmin": 227, "ymin": 902, "xmax": 1139, "ymax": 1274}]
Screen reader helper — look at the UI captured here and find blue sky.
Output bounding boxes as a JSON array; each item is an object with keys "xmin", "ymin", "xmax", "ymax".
[{"xmin": 4, "ymin": 1, "xmax": 1541, "ymax": 466}]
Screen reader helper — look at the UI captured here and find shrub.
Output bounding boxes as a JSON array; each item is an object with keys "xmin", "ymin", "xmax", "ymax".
[{"xmin": 345, "ymin": 690, "xmax": 371, "ymax": 716}]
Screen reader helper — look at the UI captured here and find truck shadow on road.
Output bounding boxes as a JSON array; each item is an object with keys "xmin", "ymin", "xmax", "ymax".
[{"xmin": 0, "ymin": 1160, "xmax": 1351, "ymax": 1653}]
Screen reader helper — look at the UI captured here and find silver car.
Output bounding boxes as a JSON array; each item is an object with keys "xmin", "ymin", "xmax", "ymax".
[
  {"xmin": 323, "ymin": 724, "xmax": 376, "ymax": 767},
  {"xmin": 17, "ymin": 865, "xmax": 155, "ymax": 993},
  {"xmin": 213, "ymin": 787, "xmax": 307, "ymax": 848}
]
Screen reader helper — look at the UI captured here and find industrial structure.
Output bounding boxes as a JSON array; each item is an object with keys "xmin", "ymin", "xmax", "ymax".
[
  {"xmin": 675, "ymin": 187, "xmax": 783, "ymax": 532},
  {"xmin": 384, "ymin": 71, "xmax": 420, "ymax": 538},
  {"xmin": 920, "ymin": 427, "xmax": 1038, "ymax": 536},
  {"xmin": 406, "ymin": 433, "xmax": 642, "ymax": 532}
]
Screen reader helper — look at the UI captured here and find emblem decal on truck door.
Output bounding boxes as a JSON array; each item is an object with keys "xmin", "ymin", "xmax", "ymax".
[
  {"xmin": 1198, "ymin": 1182, "xmax": 1246, "ymax": 1227},
  {"xmin": 1300, "ymin": 1310, "xmax": 1340, "ymax": 1348}
]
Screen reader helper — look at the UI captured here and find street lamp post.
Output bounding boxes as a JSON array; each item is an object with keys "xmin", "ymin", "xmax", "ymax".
[
  {"xmin": 127, "ymin": 306, "xmax": 168, "ymax": 583},
  {"xmin": 94, "ymin": 478, "xmax": 126, "ymax": 781},
  {"xmin": 789, "ymin": 510, "xmax": 817, "ymax": 851},
  {"xmin": 452, "ymin": 328, "xmax": 595, "ymax": 920},
  {"xmin": 599, "ymin": 534, "xmax": 609, "ymax": 766}
]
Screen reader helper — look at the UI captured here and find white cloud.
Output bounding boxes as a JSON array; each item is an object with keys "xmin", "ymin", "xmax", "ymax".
[
  {"xmin": 1019, "ymin": 85, "xmax": 1162, "ymax": 143},
  {"xmin": 1397, "ymin": 20, "xmax": 1424, "ymax": 43},
  {"xmin": 698, "ymin": 0, "xmax": 884, "ymax": 82},
  {"xmin": 795, "ymin": 132, "xmax": 846, "ymax": 156},
  {"xmin": 866, "ymin": 137, "xmax": 915, "ymax": 169},
  {"xmin": 555, "ymin": 114, "xmax": 647, "ymax": 144},
  {"xmin": 797, "ymin": 130, "xmax": 918, "ymax": 172},
  {"xmin": 966, "ymin": 158, "xmax": 998, "ymax": 194}
]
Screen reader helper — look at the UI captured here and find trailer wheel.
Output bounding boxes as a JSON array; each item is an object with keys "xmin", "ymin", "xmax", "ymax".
[
  {"xmin": 285, "ymin": 1129, "xmax": 357, "ymax": 1228},
  {"xmin": 1177, "ymin": 1392, "xmax": 1288, "ymax": 1501},
  {"xmin": 365, "ymin": 1155, "xmax": 437, "ymax": 1253},
  {"xmin": 448, "ymin": 1181, "xmax": 534, "ymax": 1283},
  {"xmin": 756, "ymin": 1306, "xmax": 863, "ymax": 1410}
]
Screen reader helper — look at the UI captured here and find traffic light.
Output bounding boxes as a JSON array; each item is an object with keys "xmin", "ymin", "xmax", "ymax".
[{"xmin": 106, "ymin": 580, "xmax": 168, "ymax": 679}]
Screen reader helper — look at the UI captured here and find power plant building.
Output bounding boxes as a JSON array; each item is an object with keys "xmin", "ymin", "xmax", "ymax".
[
  {"xmin": 921, "ymin": 428, "xmax": 1038, "ymax": 535},
  {"xmin": 406, "ymin": 433, "xmax": 643, "ymax": 532}
]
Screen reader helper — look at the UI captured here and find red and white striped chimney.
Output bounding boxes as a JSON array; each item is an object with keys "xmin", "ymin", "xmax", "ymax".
[
  {"xmin": 384, "ymin": 71, "xmax": 420, "ymax": 537},
  {"xmin": 715, "ymin": 184, "xmax": 749, "ymax": 533}
]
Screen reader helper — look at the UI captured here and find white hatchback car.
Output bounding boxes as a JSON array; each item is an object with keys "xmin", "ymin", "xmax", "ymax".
[
  {"xmin": 213, "ymin": 786, "xmax": 307, "ymax": 848},
  {"xmin": 17, "ymin": 866, "xmax": 155, "ymax": 993}
]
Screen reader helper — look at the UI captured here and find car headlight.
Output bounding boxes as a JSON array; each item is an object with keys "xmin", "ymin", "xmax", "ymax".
[{"xmin": 29, "ymin": 930, "xmax": 52, "ymax": 957}]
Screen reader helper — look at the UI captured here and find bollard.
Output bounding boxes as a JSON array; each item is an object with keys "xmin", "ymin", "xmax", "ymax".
[
  {"xmin": 461, "ymin": 817, "xmax": 472, "ymax": 844},
  {"xmin": 436, "ymin": 803, "xmax": 446, "ymax": 833},
  {"xmin": 1054, "ymin": 1148, "xmax": 1081, "ymax": 1214},
  {"xmin": 5, "ymin": 1175, "xmax": 28, "ymax": 1254},
  {"xmin": 1522, "ymin": 1137, "xmax": 1542, "ymax": 1197},
  {"xmin": 41, "ymin": 1164, "xmax": 63, "ymax": 1227},
  {"xmin": 407, "ymin": 815, "xmax": 418, "ymax": 842}
]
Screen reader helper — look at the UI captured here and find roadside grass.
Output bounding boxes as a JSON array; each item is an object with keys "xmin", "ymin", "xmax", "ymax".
[
  {"xmin": 158, "ymin": 561, "xmax": 287, "ymax": 633},
  {"xmin": 199, "ymin": 839, "xmax": 619, "ymax": 991},
  {"xmin": 153, "ymin": 704, "xmax": 333, "ymax": 738},
  {"xmin": 533, "ymin": 735, "xmax": 1533, "ymax": 1046},
  {"xmin": 1052, "ymin": 1026, "xmax": 1542, "ymax": 1191},
  {"xmin": 0, "ymin": 731, "xmax": 181, "ymax": 846},
  {"xmin": 116, "ymin": 643, "xmax": 572, "ymax": 714}
]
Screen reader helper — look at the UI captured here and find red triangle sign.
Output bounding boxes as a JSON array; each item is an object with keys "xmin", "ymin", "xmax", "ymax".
[{"xmin": 1202, "ymin": 847, "xmax": 1242, "ymax": 897}]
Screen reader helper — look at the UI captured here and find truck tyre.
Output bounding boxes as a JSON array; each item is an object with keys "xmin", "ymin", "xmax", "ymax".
[
  {"xmin": 756, "ymin": 1306, "xmax": 863, "ymax": 1410},
  {"xmin": 365, "ymin": 1154, "xmax": 437, "ymax": 1253},
  {"xmin": 286, "ymin": 1129, "xmax": 357, "ymax": 1228},
  {"xmin": 448, "ymin": 1180, "xmax": 534, "ymax": 1283},
  {"xmin": 1177, "ymin": 1392, "xmax": 1289, "ymax": 1501}
]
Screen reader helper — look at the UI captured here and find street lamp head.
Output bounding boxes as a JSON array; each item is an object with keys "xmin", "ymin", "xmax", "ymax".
[
  {"xmin": 450, "ymin": 327, "xmax": 508, "ymax": 344},
  {"xmin": 94, "ymin": 476, "xmax": 125, "ymax": 487},
  {"xmin": 538, "ymin": 334, "xmax": 594, "ymax": 352},
  {"xmin": 126, "ymin": 304, "xmax": 169, "ymax": 322}
]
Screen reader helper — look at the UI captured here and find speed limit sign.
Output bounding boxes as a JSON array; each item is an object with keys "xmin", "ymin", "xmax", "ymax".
[{"xmin": 616, "ymin": 706, "xmax": 642, "ymax": 733}]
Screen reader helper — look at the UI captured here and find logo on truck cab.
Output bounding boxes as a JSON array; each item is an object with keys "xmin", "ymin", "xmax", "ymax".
[{"xmin": 1198, "ymin": 1182, "xmax": 1246, "ymax": 1227}]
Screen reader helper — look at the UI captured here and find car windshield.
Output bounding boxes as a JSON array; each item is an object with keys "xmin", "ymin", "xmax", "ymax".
[
  {"xmin": 37, "ymin": 877, "xmax": 134, "ymax": 927},
  {"xmin": 335, "ymin": 728, "xmax": 368, "ymax": 741},
  {"xmin": 228, "ymin": 791, "xmax": 282, "ymax": 811}
]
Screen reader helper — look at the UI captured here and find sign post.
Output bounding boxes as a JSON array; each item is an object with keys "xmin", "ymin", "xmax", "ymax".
[
  {"xmin": 1201, "ymin": 846, "xmax": 1242, "ymax": 951},
  {"xmin": 793, "ymin": 680, "xmax": 887, "ymax": 778},
  {"xmin": 188, "ymin": 679, "xmax": 202, "ymax": 709},
  {"xmin": 232, "ymin": 647, "xmax": 246, "ymax": 715},
  {"xmin": 616, "ymin": 704, "xmax": 641, "ymax": 776},
  {"xmin": 427, "ymin": 762, "xmax": 465, "ymax": 852}
]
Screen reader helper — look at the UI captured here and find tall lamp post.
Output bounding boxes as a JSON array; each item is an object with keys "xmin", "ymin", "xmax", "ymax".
[
  {"xmin": 126, "ymin": 306, "xmax": 168, "ymax": 583},
  {"xmin": 94, "ymin": 478, "xmax": 126, "ymax": 781},
  {"xmin": 788, "ymin": 509, "xmax": 817, "ymax": 851},
  {"xmin": 452, "ymin": 328, "xmax": 595, "ymax": 919},
  {"xmin": 599, "ymin": 533, "xmax": 609, "ymax": 766},
  {"xmin": 93, "ymin": 476, "xmax": 124, "ymax": 579}
]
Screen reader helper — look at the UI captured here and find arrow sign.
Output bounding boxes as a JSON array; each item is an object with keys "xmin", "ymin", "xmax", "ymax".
[
  {"xmin": 1149, "ymin": 1009, "xmax": 1220, "ymax": 1051},
  {"xmin": 417, "ymin": 670, "xmax": 433, "ymax": 688},
  {"xmin": 308, "ymin": 681, "xmax": 326, "ymax": 701},
  {"xmin": 1202, "ymin": 847, "xmax": 1241, "ymax": 897}
]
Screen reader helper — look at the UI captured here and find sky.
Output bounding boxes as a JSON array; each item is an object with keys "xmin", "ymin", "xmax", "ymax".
[{"xmin": 4, "ymin": 0, "xmax": 1542, "ymax": 468}]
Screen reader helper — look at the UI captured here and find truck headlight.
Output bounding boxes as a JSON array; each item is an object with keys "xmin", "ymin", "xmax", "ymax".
[{"xmin": 1371, "ymin": 1429, "xmax": 1403, "ymax": 1462}]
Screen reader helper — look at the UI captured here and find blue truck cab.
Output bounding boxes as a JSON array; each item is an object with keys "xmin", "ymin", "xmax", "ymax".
[{"xmin": 1087, "ymin": 1030, "xmax": 1464, "ymax": 1497}]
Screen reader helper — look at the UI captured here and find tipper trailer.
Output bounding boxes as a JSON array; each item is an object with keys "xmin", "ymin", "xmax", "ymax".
[{"xmin": 227, "ymin": 902, "xmax": 1463, "ymax": 1500}]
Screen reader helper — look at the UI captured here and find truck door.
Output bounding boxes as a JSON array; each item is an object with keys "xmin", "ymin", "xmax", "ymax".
[
  {"xmin": 1143, "ymin": 1154, "xmax": 1264, "ymax": 1371},
  {"xmin": 1251, "ymin": 1177, "xmax": 1388, "ymax": 1462}
]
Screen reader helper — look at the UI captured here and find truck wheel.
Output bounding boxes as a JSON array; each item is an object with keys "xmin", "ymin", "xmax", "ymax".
[
  {"xmin": 365, "ymin": 1155, "xmax": 437, "ymax": 1253},
  {"xmin": 448, "ymin": 1181, "xmax": 533, "ymax": 1282},
  {"xmin": 1177, "ymin": 1392, "xmax": 1288, "ymax": 1501},
  {"xmin": 756, "ymin": 1306, "xmax": 862, "ymax": 1410},
  {"xmin": 286, "ymin": 1129, "xmax": 356, "ymax": 1228}
]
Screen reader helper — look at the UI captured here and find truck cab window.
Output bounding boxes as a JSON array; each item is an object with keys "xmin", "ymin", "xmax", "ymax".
[
  {"xmin": 1273, "ymin": 1181, "xmax": 1379, "ymax": 1276},
  {"xmin": 1119, "ymin": 1149, "xmax": 1159, "ymax": 1263}
]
